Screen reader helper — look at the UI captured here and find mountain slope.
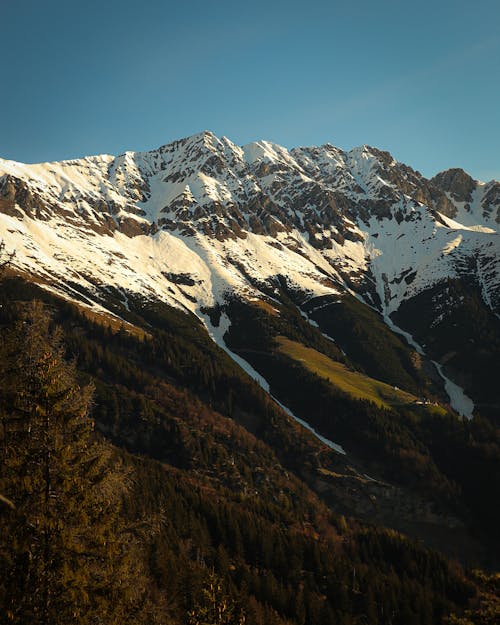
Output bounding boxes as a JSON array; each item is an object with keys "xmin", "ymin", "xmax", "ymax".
[
  {"xmin": 2, "ymin": 275, "xmax": 498, "ymax": 567},
  {"xmin": 3, "ymin": 283, "xmax": 497, "ymax": 625},
  {"xmin": 1, "ymin": 131, "xmax": 498, "ymax": 422},
  {"xmin": 1, "ymin": 126, "xmax": 500, "ymax": 586}
]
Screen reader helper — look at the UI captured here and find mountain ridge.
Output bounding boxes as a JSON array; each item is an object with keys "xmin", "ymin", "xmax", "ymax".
[{"xmin": 2, "ymin": 131, "xmax": 498, "ymax": 184}]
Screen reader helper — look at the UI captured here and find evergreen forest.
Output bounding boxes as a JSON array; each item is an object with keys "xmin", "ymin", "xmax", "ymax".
[{"xmin": 1, "ymin": 265, "xmax": 499, "ymax": 624}]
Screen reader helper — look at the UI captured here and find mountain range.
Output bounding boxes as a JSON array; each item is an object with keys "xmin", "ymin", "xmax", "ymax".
[
  {"xmin": 2, "ymin": 131, "xmax": 500, "ymax": 623},
  {"xmin": 1, "ymin": 131, "xmax": 499, "ymax": 421}
]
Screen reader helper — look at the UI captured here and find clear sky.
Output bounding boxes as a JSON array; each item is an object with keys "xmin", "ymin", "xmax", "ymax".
[{"xmin": 1, "ymin": 0, "xmax": 499, "ymax": 180}]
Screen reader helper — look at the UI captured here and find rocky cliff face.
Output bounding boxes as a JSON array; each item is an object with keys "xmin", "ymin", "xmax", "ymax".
[
  {"xmin": 1, "ymin": 131, "xmax": 498, "ymax": 317},
  {"xmin": 431, "ymin": 168, "xmax": 500, "ymax": 225}
]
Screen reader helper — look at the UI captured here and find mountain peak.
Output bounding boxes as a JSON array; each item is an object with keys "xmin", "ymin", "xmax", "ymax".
[
  {"xmin": 431, "ymin": 168, "xmax": 477, "ymax": 203},
  {"xmin": 188, "ymin": 129, "xmax": 218, "ymax": 143}
]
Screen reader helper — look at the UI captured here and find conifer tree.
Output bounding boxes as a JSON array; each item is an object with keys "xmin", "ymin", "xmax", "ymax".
[
  {"xmin": 188, "ymin": 570, "xmax": 245, "ymax": 625},
  {"xmin": 0, "ymin": 301, "xmax": 148, "ymax": 624}
]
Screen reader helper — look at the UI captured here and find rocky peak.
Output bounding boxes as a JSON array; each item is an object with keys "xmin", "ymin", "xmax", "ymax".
[{"xmin": 430, "ymin": 168, "xmax": 476, "ymax": 203}]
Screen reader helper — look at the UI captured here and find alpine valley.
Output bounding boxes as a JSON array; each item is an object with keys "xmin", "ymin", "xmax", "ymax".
[{"xmin": 1, "ymin": 131, "xmax": 499, "ymax": 625}]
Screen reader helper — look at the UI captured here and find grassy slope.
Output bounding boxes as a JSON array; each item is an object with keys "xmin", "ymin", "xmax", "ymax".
[
  {"xmin": 305, "ymin": 293, "xmax": 438, "ymax": 398},
  {"xmin": 275, "ymin": 335, "xmax": 435, "ymax": 410}
]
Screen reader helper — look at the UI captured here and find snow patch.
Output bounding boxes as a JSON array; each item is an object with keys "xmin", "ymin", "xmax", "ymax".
[
  {"xmin": 273, "ymin": 397, "xmax": 346, "ymax": 455},
  {"xmin": 432, "ymin": 361, "xmax": 474, "ymax": 420},
  {"xmin": 201, "ymin": 311, "xmax": 346, "ymax": 454},
  {"xmin": 380, "ymin": 309, "xmax": 474, "ymax": 419},
  {"xmin": 201, "ymin": 311, "xmax": 271, "ymax": 391}
]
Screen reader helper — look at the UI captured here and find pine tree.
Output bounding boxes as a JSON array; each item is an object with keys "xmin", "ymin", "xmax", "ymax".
[
  {"xmin": 0, "ymin": 300, "xmax": 145, "ymax": 624},
  {"xmin": 188, "ymin": 570, "xmax": 245, "ymax": 625}
]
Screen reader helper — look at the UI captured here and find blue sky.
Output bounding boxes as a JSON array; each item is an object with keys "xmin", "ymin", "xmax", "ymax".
[{"xmin": 1, "ymin": 0, "xmax": 499, "ymax": 180}]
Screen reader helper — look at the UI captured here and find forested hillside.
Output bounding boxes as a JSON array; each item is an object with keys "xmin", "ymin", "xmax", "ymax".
[{"xmin": 1, "ymin": 269, "xmax": 499, "ymax": 624}]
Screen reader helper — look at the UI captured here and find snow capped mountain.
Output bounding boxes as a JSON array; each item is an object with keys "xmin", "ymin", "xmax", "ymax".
[
  {"xmin": 1, "ymin": 130, "xmax": 498, "ymax": 321},
  {"xmin": 3, "ymin": 125, "xmax": 500, "ymax": 589}
]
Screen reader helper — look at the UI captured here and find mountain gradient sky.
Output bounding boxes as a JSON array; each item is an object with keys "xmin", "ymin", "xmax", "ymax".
[{"xmin": 2, "ymin": 0, "xmax": 499, "ymax": 181}]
